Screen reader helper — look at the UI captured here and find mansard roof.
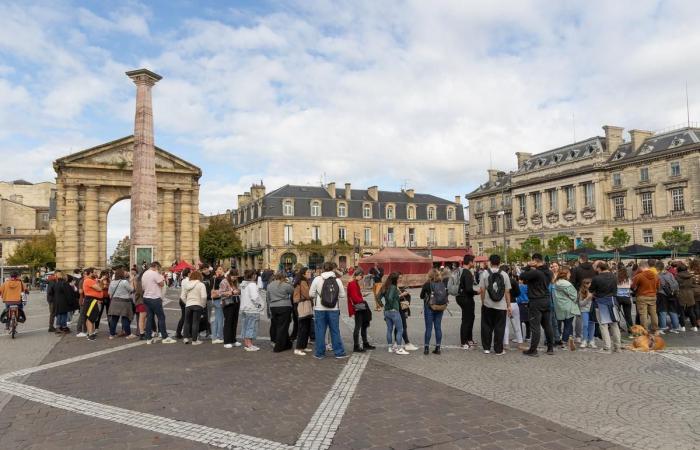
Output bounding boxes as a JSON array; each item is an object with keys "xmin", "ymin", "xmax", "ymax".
[
  {"xmin": 516, "ymin": 136, "xmax": 605, "ymax": 174},
  {"xmin": 467, "ymin": 173, "xmax": 512, "ymax": 197},
  {"xmin": 608, "ymin": 127, "xmax": 700, "ymax": 163}
]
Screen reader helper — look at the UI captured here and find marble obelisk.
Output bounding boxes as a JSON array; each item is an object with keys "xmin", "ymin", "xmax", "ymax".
[{"xmin": 126, "ymin": 68, "xmax": 162, "ymax": 266}]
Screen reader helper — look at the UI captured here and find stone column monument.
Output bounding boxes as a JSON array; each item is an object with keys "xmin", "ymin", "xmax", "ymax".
[{"xmin": 126, "ymin": 68, "xmax": 162, "ymax": 266}]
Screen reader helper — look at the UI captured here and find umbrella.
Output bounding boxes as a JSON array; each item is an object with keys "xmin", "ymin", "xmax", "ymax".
[{"xmin": 171, "ymin": 260, "xmax": 195, "ymax": 273}]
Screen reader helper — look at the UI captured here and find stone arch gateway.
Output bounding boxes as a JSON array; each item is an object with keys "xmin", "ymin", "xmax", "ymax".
[{"xmin": 54, "ymin": 136, "xmax": 201, "ymax": 269}]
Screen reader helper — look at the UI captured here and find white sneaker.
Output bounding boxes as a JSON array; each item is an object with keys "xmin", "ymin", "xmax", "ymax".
[
  {"xmin": 395, "ymin": 348, "xmax": 409, "ymax": 355},
  {"xmin": 680, "ymin": 326, "xmax": 686, "ymax": 332},
  {"xmin": 461, "ymin": 344, "xmax": 470, "ymax": 350},
  {"xmin": 483, "ymin": 350, "xmax": 491, "ymax": 354},
  {"xmin": 326, "ymin": 344, "xmax": 333, "ymax": 351},
  {"xmin": 670, "ymin": 329, "xmax": 680, "ymax": 334},
  {"xmin": 404, "ymin": 343, "xmax": 418, "ymax": 351},
  {"xmin": 693, "ymin": 327, "xmax": 698, "ymax": 332},
  {"xmin": 294, "ymin": 349, "xmax": 306, "ymax": 356},
  {"xmin": 76, "ymin": 332, "xmax": 87, "ymax": 338},
  {"xmin": 234, "ymin": 342, "xmax": 243, "ymax": 347},
  {"xmin": 162, "ymin": 337, "xmax": 176, "ymax": 344},
  {"xmin": 146, "ymin": 339, "xmax": 155, "ymax": 345},
  {"xmin": 212, "ymin": 339, "xmax": 224, "ymax": 344},
  {"xmin": 574, "ymin": 337, "xmax": 582, "ymax": 344},
  {"xmin": 303, "ymin": 348, "xmax": 313, "ymax": 352},
  {"xmin": 388, "ymin": 346, "xmax": 395, "ymax": 353},
  {"xmin": 152, "ymin": 336, "xmax": 162, "ymax": 342},
  {"xmin": 588, "ymin": 341, "xmax": 597, "ymax": 349},
  {"xmin": 657, "ymin": 330, "xmax": 665, "ymax": 335},
  {"xmin": 224, "ymin": 344, "xmax": 233, "ymax": 349},
  {"xmin": 579, "ymin": 341, "xmax": 588, "ymax": 348},
  {"xmin": 244, "ymin": 345, "xmax": 260, "ymax": 352},
  {"xmin": 191, "ymin": 340, "xmax": 203, "ymax": 346},
  {"xmin": 183, "ymin": 338, "xmax": 191, "ymax": 344}
]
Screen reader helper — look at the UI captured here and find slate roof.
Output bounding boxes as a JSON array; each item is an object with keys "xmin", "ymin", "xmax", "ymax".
[
  {"xmin": 467, "ymin": 173, "xmax": 512, "ymax": 197},
  {"xmin": 516, "ymin": 136, "xmax": 605, "ymax": 174},
  {"xmin": 608, "ymin": 127, "xmax": 700, "ymax": 163}
]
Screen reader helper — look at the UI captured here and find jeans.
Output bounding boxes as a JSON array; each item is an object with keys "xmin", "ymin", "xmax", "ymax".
[
  {"xmin": 581, "ymin": 311, "xmax": 596, "ymax": 342},
  {"xmin": 636, "ymin": 296, "xmax": 658, "ymax": 332},
  {"xmin": 211, "ymin": 299, "xmax": 224, "ymax": 340},
  {"xmin": 143, "ymin": 297, "xmax": 168, "ymax": 339},
  {"xmin": 616, "ymin": 296, "xmax": 633, "ymax": 330},
  {"xmin": 456, "ymin": 296, "xmax": 475, "ymax": 344},
  {"xmin": 223, "ymin": 299, "xmax": 240, "ymax": 345},
  {"xmin": 353, "ymin": 310, "xmax": 369, "ymax": 347},
  {"xmin": 423, "ymin": 304, "xmax": 443, "ymax": 346},
  {"xmin": 76, "ymin": 300, "xmax": 88, "ymax": 333},
  {"xmin": 394, "ymin": 309, "xmax": 410, "ymax": 344},
  {"xmin": 56, "ymin": 312, "xmax": 68, "ymax": 328},
  {"xmin": 314, "ymin": 310, "xmax": 345, "ymax": 357},
  {"xmin": 108, "ymin": 315, "xmax": 131, "ymax": 337},
  {"xmin": 527, "ymin": 297, "xmax": 554, "ymax": 352},
  {"xmin": 270, "ymin": 306, "xmax": 293, "ymax": 352},
  {"xmin": 558, "ymin": 317, "xmax": 573, "ymax": 343},
  {"xmin": 384, "ymin": 310, "xmax": 404, "ymax": 347},
  {"xmin": 297, "ymin": 316, "xmax": 312, "ymax": 350},
  {"xmin": 176, "ymin": 300, "xmax": 186, "ymax": 338},
  {"xmin": 184, "ymin": 305, "xmax": 204, "ymax": 341},
  {"xmin": 481, "ymin": 306, "xmax": 507, "ymax": 353}
]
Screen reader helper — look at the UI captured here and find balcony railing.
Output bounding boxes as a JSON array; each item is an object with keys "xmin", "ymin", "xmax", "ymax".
[{"xmin": 408, "ymin": 241, "xmax": 418, "ymax": 248}]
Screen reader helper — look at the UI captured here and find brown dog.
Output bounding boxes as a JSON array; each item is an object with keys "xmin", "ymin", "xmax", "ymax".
[{"xmin": 627, "ymin": 325, "xmax": 666, "ymax": 352}]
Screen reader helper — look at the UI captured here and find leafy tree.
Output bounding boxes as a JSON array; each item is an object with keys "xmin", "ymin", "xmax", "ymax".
[
  {"xmin": 520, "ymin": 236, "xmax": 542, "ymax": 258},
  {"xmin": 8, "ymin": 233, "xmax": 56, "ymax": 281},
  {"xmin": 547, "ymin": 235, "xmax": 573, "ymax": 255},
  {"xmin": 110, "ymin": 236, "xmax": 131, "ymax": 268},
  {"xmin": 660, "ymin": 229, "xmax": 692, "ymax": 252},
  {"xmin": 483, "ymin": 245, "xmax": 525, "ymax": 263},
  {"xmin": 199, "ymin": 216, "xmax": 243, "ymax": 265},
  {"xmin": 603, "ymin": 228, "xmax": 630, "ymax": 250},
  {"xmin": 653, "ymin": 241, "xmax": 667, "ymax": 250},
  {"xmin": 580, "ymin": 241, "xmax": 597, "ymax": 249}
]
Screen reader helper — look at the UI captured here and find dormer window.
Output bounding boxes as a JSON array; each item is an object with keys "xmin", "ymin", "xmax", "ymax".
[
  {"xmin": 639, "ymin": 144, "xmax": 653, "ymax": 154},
  {"xmin": 407, "ymin": 204, "xmax": 416, "ymax": 220},
  {"xmin": 447, "ymin": 207, "xmax": 455, "ymax": 221},
  {"xmin": 283, "ymin": 200, "xmax": 294, "ymax": 216},
  {"xmin": 337, "ymin": 201, "xmax": 347, "ymax": 217},
  {"xmin": 553, "ymin": 154, "xmax": 563, "ymax": 163},
  {"xmin": 537, "ymin": 158, "xmax": 546, "ymax": 167},
  {"xmin": 427, "ymin": 205, "xmax": 436, "ymax": 220},
  {"xmin": 669, "ymin": 137, "xmax": 684, "ymax": 148},
  {"xmin": 386, "ymin": 204, "xmax": 395, "ymax": 220},
  {"xmin": 583, "ymin": 144, "xmax": 595, "ymax": 156},
  {"xmin": 613, "ymin": 151, "xmax": 626, "ymax": 160},
  {"xmin": 363, "ymin": 203, "xmax": 372, "ymax": 218},
  {"xmin": 311, "ymin": 200, "xmax": 321, "ymax": 217},
  {"xmin": 569, "ymin": 149, "xmax": 578, "ymax": 158}
]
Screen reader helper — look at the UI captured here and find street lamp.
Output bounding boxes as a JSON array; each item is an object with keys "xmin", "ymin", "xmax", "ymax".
[
  {"xmin": 622, "ymin": 206, "xmax": 636, "ymax": 245},
  {"xmin": 497, "ymin": 210, "xmax": 507, "ymax": 264}
]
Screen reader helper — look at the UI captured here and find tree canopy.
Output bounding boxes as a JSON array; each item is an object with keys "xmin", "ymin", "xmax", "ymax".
[
  {"xmin": 110, "ymin": 235, "xmax": 131, "ymax": 268},
  {"xmin": 7, "ymin": 233, "xmax": 56, "ymax": 271},
  {"xmin": 199, "ymin": 217, "xmax": 243, "ymax": 265},
  {"xmin": 660, "ymin": 229, "xmax": 692, "ymax": 252},
  {"xmin": 547, "ymin": 235, "xmax": 573, "ymax": 254},
  {"xmin": 603, "ymin": 228, "xmax": 630, "ymax": 250},
  {"xmin": 520, "ymin": 236, "xmax": 542, "ymax": 258}
]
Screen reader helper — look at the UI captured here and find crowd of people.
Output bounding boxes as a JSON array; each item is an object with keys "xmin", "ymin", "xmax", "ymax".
[{"xmin": 5, "ymin": 253, "xmax": 698, "ymax": 359}]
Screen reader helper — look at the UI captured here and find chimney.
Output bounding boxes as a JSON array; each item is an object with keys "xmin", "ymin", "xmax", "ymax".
[
  {"xmin": 368, "ymin": 186, "xmax": 378, "ymax": 201},
  {"xmin": 602, "ymin": 125, "xmax": 624, "ymax": 155},
  {"xmin": 325, "ymin": 182, "xmax": 336, "ymax": 198},
  {"xmin": 487, "ymin": 169, "xmax": 502, "ymax": 183},
  {"xmin": 454, "ymin": 195, "xmax": 461, "ymax": 205},
  {"xmin": 629, "ymin": 129, "xmax": 654, "ymax": 152},
  {"xmin": 406, "ymin": 189, "xmax": 415, "ymax": 199},
  {"xmin": 344, "ymin": 183, "xmax": 351, "ymax": 200},
  {"xmin": 238, "ymin": 192, "xmax": 252, "ymax": 207},
  {"xmin": 250, "ymin": 182, "xmax": 266, "ymax": 200},
  {"xmin": 516, "ymin": 152, "xmax": 533, "ymax": 168}
]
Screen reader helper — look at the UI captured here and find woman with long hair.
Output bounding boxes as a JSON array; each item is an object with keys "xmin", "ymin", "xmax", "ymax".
[
  {"xmin": 676, "ymin": 263, "xmax": 698, "ymax": 331},
  {"xmin": 219, "ymin": 269, "xmax": 242, "ymax": 348},
  {"xmin": 378, "ymin": 272, "xmax": 409, "ymax": 355},
  {"xmin": 293, "ymin": 267, "xmax": 314, "ymax": 355},
  {"xmin": 578, "ymin": 279, "xmax": 596, "ymax": 348},
  {"xmin": 53, "ymin": 271, "xmax": 79, "ymax": 334},
  {"xmin": 552, "ymin": 267, "xmax": 580, "ymax": 349},
  {"xmin": 176, "ymin": 268, "xmax": 191, "ymax": 340},
  {"xmin": 420, "ymin": 268, "xmax": 445, "ymax": 355},
  {"xmin": 107, "ymin": 268, "xmax": 135, "ymax": 339},
  {"xmin": 347, "ymin": 268, "xmax": 374, "ymax": 353},
  {"xmin": 266, "ymin": 271, "xmax": 294, "ymax": 352},
  {"xmin": 182, "ymin": 270, "xmax": 208, "ymax": 345},
  {"xmin": 615, "ymin": 267, "xmax": 633, "ymax": 334}
]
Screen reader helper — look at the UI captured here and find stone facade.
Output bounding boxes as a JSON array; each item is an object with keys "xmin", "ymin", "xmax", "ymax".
[
  {"xmin": 467, "ymin": 125, "xmax": 700, "ymax": 255},
  {"xmin": 0, "ymin": 180, "xmax": 55, "ymax": 262},
  {"xmin": 53, "ymin": 136, "xmax": 202, "ymax": 269},
  {"xmin": 233, "ymin": 183, "xmax": 467, "ymax": 271}
]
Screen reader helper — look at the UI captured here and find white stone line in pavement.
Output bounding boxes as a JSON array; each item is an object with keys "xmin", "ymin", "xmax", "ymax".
[
  {"xmin": 0, "ymin": 379, "xmax": 291, "ymax": 450},
  {"xmin": 658, "ymin": 352, "xmax": 700, "ymax": 372},
  {"xmin": 665, "ymin": 348, "xmax": 700, "ymax": 355},
  {"xmin": 294, "ymin": 353, "xmax": 370, "ymax": 450}
]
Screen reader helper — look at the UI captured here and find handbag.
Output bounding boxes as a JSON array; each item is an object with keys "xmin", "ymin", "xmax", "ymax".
[
  {"xmin": 354, "ymin": 301, "xmax": 367, "ymax": 311},
  {"xmin": 297, "ymin": 299, "xmax": 313, "ymax": 318}
]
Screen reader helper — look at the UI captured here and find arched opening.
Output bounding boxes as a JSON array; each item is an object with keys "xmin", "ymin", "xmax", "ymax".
[
  {"xmin": 280, "ymin": 252, "xmax": 297, "ymax": 272},
  {"xmin": 308, "ymin": 253, "xmax": 324, "ymax": 270},
  {"xmin": 107, "ymin": 199, "xmax": 131, "ymax": 268}
]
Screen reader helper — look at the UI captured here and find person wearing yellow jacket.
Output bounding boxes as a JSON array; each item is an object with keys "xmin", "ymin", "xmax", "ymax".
[{"xmin": 1, "ymin": 272, "xmax": 28, "ymax": 330}]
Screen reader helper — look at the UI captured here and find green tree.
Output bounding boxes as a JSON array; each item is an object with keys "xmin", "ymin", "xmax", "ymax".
[
  {"xmin": 483, "ymin": 245, "xmax": 526, "ymax": 263},
  {"xmin": 603, "ymin": 228, "xmax": 630, "ymax": 250},
  {"xmin": 660, "ymin": 229, "xmax": 692, "ymax": 252},
  {"xmin": 580, "ymin": 241, "xmax": 597, "ymax": 249},
  {"xmin": 8, "ymin": 233, "xmax": 56, "ymax": 281},
  {"xmin": 199, "ymin": 216, "xmax": 243, "ymax": 265},
  {"xmin": 520, "ymin": 236, "xmax": 542, "ymax": 258},
  {"xmin": 547, "ymin": 235, "xmax": 574, "ymax": 255},
  {"xmin": 110, "ymin": 236, "xmax": 131, "ymax": 268}
]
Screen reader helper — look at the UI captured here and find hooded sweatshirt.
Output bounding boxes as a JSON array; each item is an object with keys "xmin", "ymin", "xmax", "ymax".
[
  {"xmin": 0, "ymin": 279, "xmax": 25, "ymax": 303},
  {"xmin": 266, "ymin": 280, "xmax": 293, "ymax": 308},
  {"xmin": 240, "ymin": 280, "xmax": 263, "ymax": 314},
  {"xmin": 632, "ymin": 270, "xmax": 659, "ymax": 297},
  {"xmin": 571, "ymin": 262, "xmax": 596, "ymax": 290},
  {"xmin": 182, "ymin": 279, "xmax": 207, "ymax": 308},
  {"xmin": 309, "ymin": 271, "xmax": 346, "ymax": 311}
]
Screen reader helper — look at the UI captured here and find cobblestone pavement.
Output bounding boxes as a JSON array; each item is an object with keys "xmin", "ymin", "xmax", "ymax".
[{"xmin": 0, "ymin": 288, "xmax": 697, "ymax": 449}]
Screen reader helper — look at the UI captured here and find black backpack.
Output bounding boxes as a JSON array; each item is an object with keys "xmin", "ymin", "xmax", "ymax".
[
  {"xmin": 429, "ymin": 282, "xmax": 449, "ymax": 311},
  {"xmin": 486, "ymin": 270, "xmax": 506, "ymax": 302},
  {"xmin": 320, "ymin": 276, "xmax": 340, "ymax": 308}
]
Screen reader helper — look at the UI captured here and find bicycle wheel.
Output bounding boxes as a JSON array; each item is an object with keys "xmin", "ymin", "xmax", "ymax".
[{"xmin": 10, "ymin": 316, "xmax": 17, "ymax": 339}]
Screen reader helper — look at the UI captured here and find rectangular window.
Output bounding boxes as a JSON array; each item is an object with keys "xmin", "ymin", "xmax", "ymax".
[
  {"xmin": 477, "ymin": 216, "xmax": 484, "ymax": 234},
  {"xmin": 490, "ymin": 216, "xmax": 498, "ymax": 233},
  {"xmin": 583, "ymin": 183, "xmax": 594, "ymax": 207},
  {"xmin": 408, "ymin": 228, "xmax": 416, "ymax": 246},
  {"xmin": 448, "ymin": 228, "xmax": 455, "ymax": 246},
  {"xmin": 311, "ymin": 201, "xmax": 321, "ymax": 217},
  {"xmin": 612, "ymin": 173, "xmax": 621, "ymax": 187},
  {"xmin": 565, "ymin": 186, "xmax": 575, "ymax": 210},
  {"xmin": 640, "ymin": 167, "xmax": 649, "ymax": 182},
  {"xmin": 311, "ymin": 226, "xmax": 321, "ymax": 241},
  {"xmin": 490, "ymin": 197, "xmax": 496, "ymax": 209},
  {"xmin": 428, "ymin": 228, "xmax": 436, "ymax": 246},
  {"xmin": 386, "ymin": 205, "xmax": 395, "ymax": 220},
  {"xmin": 641, "ymin": 192, "xmax": 653, "ymax": 215},
  {"xmin": 338, "ymin": 227, "xmax": 347, "ymax": 241},
  {"xmin": 387, "ymin": 227, "xmax": 395, "ymax": 244},
  {"xmin": 504, "ymin": 212, "xmax": 512, "ymax": 231},
  {"xmin": 642, "ymin": 229, "xmax": 653, "ymax": 244},
  {"xmin": 491, "ymin": 240, "xmax": 497, "ymax": 249},
  {"xmin": 283, "ymin": 200, "xmax": 293, "ymax": 216},
  {"xmin": 363, "ymin": 203, "xmax": 372, "ymax": 218},
  {"xmin": 364, "ymin": 228, "xmax": 372, "ymax": 246},
  {"xmin": 518, "ymin": 195, "xmax": 526, "ymax": 216},
  {"xmin": 670, "ymin": 161, "xmax": 681, "ymax": 177},
  {"xmin": 548, "ymin": 190, "xmax": 558, "ymax": 212},
  {"xmin": 671, "ymin": 188, "xmax": 684, "ymax": 211},
  {"xmin": 284, "ymin": 225, "xmax": 293, "ymax": 245},
  {"xmin": 673, "ymin": 225, "xmax": 685, "ymax": 232},
  {"xmin": 338, "ymin": 203, "xmax": 347, "ymax": 217},
  {"xmin": 477, "ymin": 242, "xmax": 484, "ymax": 255},
  {"xmin": 533, "ymin": 192, "xmax": 542, "ymax": 213},
  {"xmin": 613, "ymin": 197, "xmax": 625, "ymax": 218},
  {"xmin": 476, "ymin": 200, "xmax": 482, "ymax": 212},
  {"xmin": 446, "ymin": 207, "xmax": 454, "ymax": 220},
  {"xmin": 503, "ymin": 194, "xmax": 511, "ymax": 207}
]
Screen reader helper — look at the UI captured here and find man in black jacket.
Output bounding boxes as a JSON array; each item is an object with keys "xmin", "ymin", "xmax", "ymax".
[
  {"xmin": 519, "ymin": 253, "xmax": 554, "ymax": 356},
  {"xmin": 456, "ymin": 255, "xmax": 478, "ymax": 349},
  {"xmin": 571, "ymin": 254, "xmax": 596, "ymax": 291}
]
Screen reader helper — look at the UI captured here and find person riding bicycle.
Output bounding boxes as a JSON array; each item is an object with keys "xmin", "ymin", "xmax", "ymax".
[{"xmin": 1, "ymin": 272, "xmax": 29, "ymax": 330}]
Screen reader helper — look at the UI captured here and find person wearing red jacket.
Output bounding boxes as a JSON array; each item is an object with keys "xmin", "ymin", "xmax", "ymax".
[{"xmin": 347, "ymin": 269, "xmax": 375, "ymax": 353}]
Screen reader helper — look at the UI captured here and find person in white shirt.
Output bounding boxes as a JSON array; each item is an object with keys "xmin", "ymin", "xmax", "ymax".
[
  {"xmin": 308, "ymin": 262, "xmax": 347, "ymax": 359},
  {"xmin": 240, "ymin": 269, "xmax": 264, "ymax": 351},
  {"xmin": 479, "ymin": 254, "xmax": 512, "ymax": 355},
  {"xmin": 181, "ymin": 270, "xmax": 208, "ymax": 345}
]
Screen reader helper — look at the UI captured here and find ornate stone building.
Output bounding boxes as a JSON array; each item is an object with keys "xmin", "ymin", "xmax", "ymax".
[
  {"xmin": 0, "ymin": 180, "xmax": 56, "ymax": 261},
  {"xmin": 467, "ymin": 125, "xmax": 700, "ymax": 255},
  {"xmin": 233, "ymin": 182, "xmax": 466, "ymax": 271}
]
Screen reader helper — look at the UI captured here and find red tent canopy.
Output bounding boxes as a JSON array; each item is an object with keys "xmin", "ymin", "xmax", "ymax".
[
  {"xmin": 171, "ymin": 260, "xmax": 195, "ymax": 273},
  {"xmin": 474, "ymin": 255, "xmax": 488, "ymax": 263},
  {"xmin": 431, "ymin": 248, "xmax": 473, "ymax": 258},
  {"xmin": 358, "ymin": 247, "xmax": 433, "ymax": 276}
]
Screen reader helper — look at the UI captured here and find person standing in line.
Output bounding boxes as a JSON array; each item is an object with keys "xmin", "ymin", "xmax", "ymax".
[
  {"xmin": 309, "ymin": 262, "xmax": 347, "ymax": 359},
  {"xmin": 107, "ymin": 268, "xmax": 135, "ymax": 339},
  {"xmin": 182, "ymin": 270, "xmax": 208, "ymax": 345},
  {"xmin": 656, "ymin": 261, "xmax": 680, "ymax": 333},
  {"xmin": 46, "ymin": 272, "xmax": 57, "ymax": 332},
  {"xmin": 370, "ymin": 263, "xmax": 384, "ymax": 311},
  {"xmin": 519, "ymin": 253, "xmax": 554, "ymax": 357},
  {"xmin": 395, "ymin": 277, "xmax": 418, "ymax": 351},
  {"xmin": 347, "ymin": 268, "xmax": 374, "ymax": 353},
  {"xmin": 75, "ymin": 268, "xmax": 91, "ymax": 337},
  {"xmin": 516, "ymin": 278, "xmax": 530, "ymax": 341},
  {"xmin": 548, "ymin": 261, "xmax": 562, "ymax": 346},
  {"xmin": 479, "ymin": 255, "xmax": 511, "ymax": 355},
  {"xmin": 503, "ymin": 265, "xmax": 523, "ymax": 348},
  {"xmin": 52, "ymin": 271, "xmax": 78, "ymax": 334},
  {"xmin": 420, "ymin": 269, "xmax": 446, "ymax": 355},
  {"xmin": 82, "ymin": 269, "xmax": 105, "ymax": 341},
  {"xmin": 210, "ymin": 266, "xmax": 226, "ymax": 344},
  {"xmin": 293, "ymin": 267, "xmax": 314, "ymax": 355},
  {"xmin": 131, "ymin": 267, "xmax": 147, "ymax": 340},
  {"xmin": 200, "ymin": 265, "xmax": 214, "ymax": 340},
  {"xmin": 378, "ymin": 272, "xmax": 409, "ymax": 355},
  {"xmin": 141, "ymin": 261, "xmax": 176, "ymax": 345},
  {"xmin": 615, "ymin": 268, "xmax": 634, "ymax": 335},
  {"xmin": 94, "ymin": 270, "xmax": 111, "ymax": 333},
  {"xmin": 454, "ymin": 255, "xmax": 478, "ymax": 350},
  {"xmin": 267, "ymin": 272, "xmax": 295, "ymax": 352},
  {"xmin": 176, "ymin": 268, "xmax": 191, "ymax": 340},
  {"xmin": 220, "ymin": 269, "xmax": 242, "ymax": 348},
  {"xmin": 676, "ymin": 263, "xmax": 698, "ymax": 331},
  {"xmin": 631, "ymin": 261, "xmax": 660, "ymax": 334},
  {"xmin": 589, "ymin": 262, "xmax": 621, "ymax": 353},
  {"xmin": 552, "ymin": 267, "xmax": 580, "ymax": 349},
  {"xmin": 578, "ymin": 279, "xmax": 597, "ymax": 349},
  {"xmin": 239, "ymin": 269, "xmax": 264, "ymax": 351}
]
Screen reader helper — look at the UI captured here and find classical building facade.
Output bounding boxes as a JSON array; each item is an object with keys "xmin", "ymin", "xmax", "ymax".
[
  {"xmin": 0, "ymin": 180, "xmax": 56, "ymax": 261},
  {"xmin": 232, "ymin": 182, "xmax": 466, "ymax": 271},
  {"xmin": 467, "ymin": 125, "xmax": 700, "ymax": 255}
]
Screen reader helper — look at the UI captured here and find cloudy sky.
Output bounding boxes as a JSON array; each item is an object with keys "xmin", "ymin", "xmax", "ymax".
[{"xmin": 1, "ymin": 0, "xmax": 699, "ymax": 257}]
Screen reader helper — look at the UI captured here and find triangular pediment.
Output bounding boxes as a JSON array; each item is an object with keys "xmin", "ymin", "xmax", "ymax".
[{"xmin": 54, "ymin": 136, "xmax": 201, "ymax": 177}]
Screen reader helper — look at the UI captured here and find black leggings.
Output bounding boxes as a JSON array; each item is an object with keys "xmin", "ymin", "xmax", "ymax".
[
  {"xmin": 680, "ymin": 305, "xmax": 697, "ymax": 328},
  {"xmin": 184, "ymin": 306, "xmax": 204, "ymax": 341},
  {"xmin": 615, "ymin": 296, "xmax": 633, "ymax": 330},
  {"xmin": 353, "ymin": 310, "xmax": 369, "ymax": 347},
  {"xmin": 176, "ymin": 300, "xmax": 186, "ymax": 338},
  {"xmin": 223, "ymin": 300, "xmax": 240, "ymax": 345},
  {"xmin": 296, "ymin": 316, "xmax": 312, "ymax": 350},
  {"xmin": 456, "ymin": 296, "xmax": 476, "ymax": 344}
]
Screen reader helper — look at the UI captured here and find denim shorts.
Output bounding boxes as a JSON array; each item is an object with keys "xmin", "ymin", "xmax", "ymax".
[{"xmin": 241, "ymin": 312, "xmax": 260, "ymax": 339}]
